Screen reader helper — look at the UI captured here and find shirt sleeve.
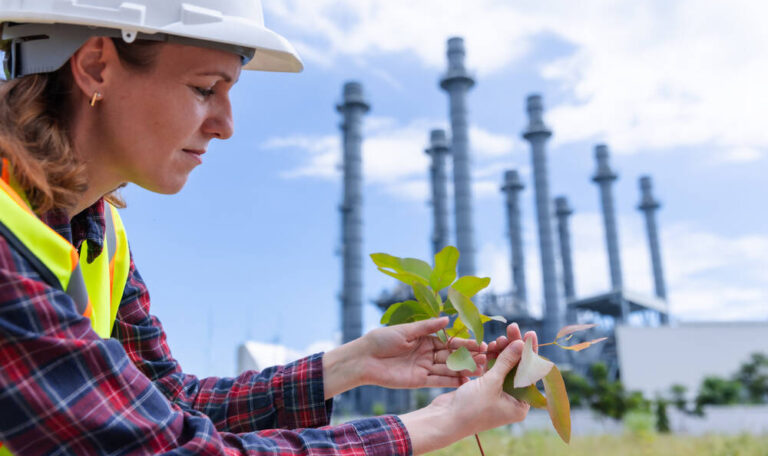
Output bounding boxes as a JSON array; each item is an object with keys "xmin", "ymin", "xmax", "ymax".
[
  {"xmin": 112, "ymin": 253, "xmax": 333, "ymax": 433},
  {"xmin": 0, "ymin": 238, "xmax": 413, "ymax": 455}
]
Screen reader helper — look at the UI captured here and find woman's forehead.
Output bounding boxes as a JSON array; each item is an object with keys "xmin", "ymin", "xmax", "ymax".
[{"xmin": 153, "ymin": 42, "xmax": 242, "ymax": 80}]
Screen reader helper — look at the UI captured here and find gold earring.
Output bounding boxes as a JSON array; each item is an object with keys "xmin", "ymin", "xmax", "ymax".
[{"xmin": 89, "ymin": 92, "xmax": 102, "ymax": 107}]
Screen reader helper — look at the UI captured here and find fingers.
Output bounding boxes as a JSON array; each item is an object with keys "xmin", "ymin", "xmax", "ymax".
[
  {"xmin": 487, "ymin": 339, "xmax": 524, "ymax": 382},
  {"xmin": 524, "ymin": 330, "xmax": 538, "ymax": 353},
  {"xmin": 429, "ymin": 363, "xmax": 482, "ymax": 378},
  {"xmin": 400, "ymin": 316, "xmax": 450, "ymax": 339},
  {"xmin": 506, "ymin": 323, "xmax": 522, "ymax": 342},
  {"xmin": 442, "ymin": 336, "xmax": 482, "ymax": 351}
]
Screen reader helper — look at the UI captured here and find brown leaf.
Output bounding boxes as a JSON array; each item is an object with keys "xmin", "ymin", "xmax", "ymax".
[
  {"xmin": 542, "ymin": 365, "xmax": 571, "ymax": 444},
  {"xmin": 559, "ymin": 337, "xmax": 608, "ymax": 352},
  {"xmin": 555, "ymin": 323, "xmax": 597, "ymax": 340}
]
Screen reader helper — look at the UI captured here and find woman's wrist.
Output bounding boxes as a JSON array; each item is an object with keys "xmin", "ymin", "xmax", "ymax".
[
  {"xmin": 398, "ymin": 402, "xmax": 462, "ymax": 455},
  {"xmin": 321, "ymin": 339, "xmax": 367, "ymax": 399}
]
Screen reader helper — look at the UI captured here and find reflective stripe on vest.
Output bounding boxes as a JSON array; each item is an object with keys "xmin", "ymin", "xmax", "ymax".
[
  {"xmin": 0, "ymin": 158, "xmax": 130, "ymax": 336},
  {"xmin": 0, "ymin": 159, "xmax": 131, "ymax": 454}
]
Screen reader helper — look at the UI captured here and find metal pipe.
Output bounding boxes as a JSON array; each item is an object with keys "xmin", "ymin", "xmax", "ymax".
[
  {"xmin": 440, "ymin": 37, "xmax": 476, "ymax": 276},
  {"xmin": 337, "ymin": 81, "xmax": 370, "ymax": 344},
  {"xmin": 592, "ymin": 144, "xmax": 628, "ymax": 321},
  {"xmin": 592, "ymin": 144, "xmax": 623, "ymax": 291},
  {"xmin": 501, "ymin": 170, "xmax": 527, "ymax": 305},
  {"xmin": 426, "ymin": 129, "xmax": 451, "ymax": 257},
  {"xmin": 555, "ymin": 196, "xmax": 576, "ymax": 301},
  {"xmin": 521, "ymin": 94, "xmax": 562, "ymax": 360},
  {"xmin": 637, "ymin": 175, "xmax": 669, "ymax": 323}
]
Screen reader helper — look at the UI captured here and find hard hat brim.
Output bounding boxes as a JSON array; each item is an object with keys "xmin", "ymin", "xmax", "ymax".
[{"xmin": 0, "ymin": 9, "xmax": 303, "ymax": 73}]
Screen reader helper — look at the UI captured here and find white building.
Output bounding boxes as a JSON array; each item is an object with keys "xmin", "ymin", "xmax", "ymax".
[{"xmin": 616, "ymin": 321, "xmax": 768, "ymax": 399}]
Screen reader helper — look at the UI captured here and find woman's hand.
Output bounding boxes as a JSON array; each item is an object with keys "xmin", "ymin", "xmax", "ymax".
[
  {"xmin": 322, "ymin": 317, "xmax": 485, "ymax": 399},
  {"xmin": 399, "ymin": 331, "xmax": 531, "ymax": 455},
  {"xmin": 357, "ymin": 316, "xmax": 486, "ymax": 389}
]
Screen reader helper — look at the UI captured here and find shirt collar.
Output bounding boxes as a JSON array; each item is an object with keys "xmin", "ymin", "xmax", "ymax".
[{"xmin": 40, "ymin": 198, "xmax": 106, "ymax": 263}]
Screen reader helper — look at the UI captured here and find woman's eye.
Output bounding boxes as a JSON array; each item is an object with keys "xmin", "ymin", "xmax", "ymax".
[{"xmin": 194, "ymin": 86, "xmax": 216, "ymax": 97}]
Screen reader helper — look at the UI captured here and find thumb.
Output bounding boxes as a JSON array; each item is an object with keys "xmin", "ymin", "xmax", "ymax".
[
  {"xmin": 400, "ymin": 316, "xmax": 449, "ymax": 338},
  {"xmin": 487, "ymin": 339, "xmax": 524, "ymax": 382}
]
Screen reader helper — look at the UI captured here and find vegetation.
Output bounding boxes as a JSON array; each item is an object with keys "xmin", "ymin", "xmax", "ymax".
[{"xmin": 428, "ymin": 430, "xmax": 768, "ymax": 456}]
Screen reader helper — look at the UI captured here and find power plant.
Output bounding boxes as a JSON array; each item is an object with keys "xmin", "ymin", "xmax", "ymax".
[{"xmin": 331, "ymin": 36, "xmax": 672, "ymax": 413}]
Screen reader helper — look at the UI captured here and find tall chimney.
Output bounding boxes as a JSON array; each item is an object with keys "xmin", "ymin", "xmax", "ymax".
[
  {"xmin": 426, "ymin": 129, "xmax": 451, "ymax": 257},
  {"xmin": 440, "ymin": 37, "xmax": 476, "ymax": 276},
  {"xmin": 337, "ymin": 82, "xmax": 369, "ymax": 344},
  {"xmin": 555, "ymin": 196, "xmax": 576, "ymax": 301},
  {"xmin": 638, "ymin": 176, "xmax": 669, "ymax": 324},
  {"xmin": 592, "ymin": 145, "xmax": 623, "ymax": 291},
  {"xmin": 501, "ymin": 170, "xmax": 527, "ymax": 305},
  {"xmin": 592, "ymin": 144, "xmax": 629, "ymax": 322},
  {"xmin": 521, "ymin": 94, "xmax": 562, "ymax": 361}
]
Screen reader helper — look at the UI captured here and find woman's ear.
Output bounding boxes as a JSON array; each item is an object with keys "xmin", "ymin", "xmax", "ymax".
[{"xmin": 69, "ymin": 37, "xmax": 120, "ymax": 102}]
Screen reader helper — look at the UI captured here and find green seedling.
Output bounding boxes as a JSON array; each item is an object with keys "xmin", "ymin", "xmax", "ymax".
[{"xmin": 372, "ymin": 245, "xmax": 606, "ymax": 452}]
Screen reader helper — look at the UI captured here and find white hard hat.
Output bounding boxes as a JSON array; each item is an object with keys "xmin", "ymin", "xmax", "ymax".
[{"xmin": 1, "ymin": 0, "xmax": 303, "ymax": 79}]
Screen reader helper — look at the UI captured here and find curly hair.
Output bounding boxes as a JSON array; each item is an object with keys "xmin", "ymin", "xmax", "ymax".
[{"xmin": 0, "ymin": 34, "xmax": 160, "ymax": 214}]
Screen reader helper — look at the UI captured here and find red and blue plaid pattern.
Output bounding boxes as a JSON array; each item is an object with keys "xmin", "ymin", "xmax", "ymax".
[{"xmin": 0, "ymin": 200, "xmax": 412, "ymax": 455}]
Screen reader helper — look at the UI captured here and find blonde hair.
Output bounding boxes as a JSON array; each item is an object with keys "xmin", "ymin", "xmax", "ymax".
[{"xmin": 0, "ymin": 35, "xmax": 160, "ymax": 214}]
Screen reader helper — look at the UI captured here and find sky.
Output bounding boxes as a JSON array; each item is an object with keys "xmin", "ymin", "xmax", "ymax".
[{"xmin": 114, "ymin": 0, "xmax": 768, "ymax": 377}]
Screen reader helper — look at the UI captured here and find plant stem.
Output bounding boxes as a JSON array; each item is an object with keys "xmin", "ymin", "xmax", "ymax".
[{"xmin": 474, "ymin": 433, "xmax": 485, "ymax": 456}]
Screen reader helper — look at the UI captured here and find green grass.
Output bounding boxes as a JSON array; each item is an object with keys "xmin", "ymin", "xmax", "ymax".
[{"xmin": 429, "ymin": 430, "xmax": 768, "ymax": 456}]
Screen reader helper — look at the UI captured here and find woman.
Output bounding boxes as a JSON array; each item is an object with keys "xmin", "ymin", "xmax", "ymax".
[{"xmin": 0, "ymin": 2, "xmax": 537, "ymax": 454}]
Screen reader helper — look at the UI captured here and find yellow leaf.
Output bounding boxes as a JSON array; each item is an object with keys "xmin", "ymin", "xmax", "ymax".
[
  {"xmin": 555, "ymin": 323, "xmax": 597, "ymax": 340},
  {"xmin": 559, "ymin": 337, "xmax": 608, "ymax": 352},
  {"xmin": 542, "ymin": 365, "xmax": 571, "ymax": 444}
]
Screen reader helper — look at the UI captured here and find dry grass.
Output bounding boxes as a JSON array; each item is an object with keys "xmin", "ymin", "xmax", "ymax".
[{"xmin": 429, "ymin": 430, "xmax": 768, "ymax": 456}]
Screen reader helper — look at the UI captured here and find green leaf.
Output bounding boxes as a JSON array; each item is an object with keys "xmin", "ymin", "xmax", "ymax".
[
  {"xmin": 443, "ymin": 297, "xmax": 458, "ymax": 315},
  {"xmin": 503, "ymin": 366, "xmax": 548, "ymax": 409},
  {"xmin": 377, "ymin": 267, "xmax": 429, "ymax": 286},
  {"xmin": 445, "ymin": 317, "xmax": 471, "ymax": 339},
  {"xmin": 429, "ymin": 246, "xmax": 459, "ymax": 290},
  {"xmin": 480, "ymin": 314, "xmax": 508, "ymax": 324},
  {"xmin": 446, "ymin": 346, "xmax": 478, "ymax": 372},
  {"xmin": 412, "ymin": 282, "xmax": 441, "ymax": 316},
  {"xmin": 370, "ymin": 253, "xmax": 403, "ymax": 271},
  {"xmin": 514, "ymin": 337, "xmax": 554, "ymax": 388},
  {"xmin": 437, "ymin": 330, "xmax": 448, "ymax": 344},
  {"xmin": 380, "ymin": 301, "xmax": 404, "ymax": 324},
  {"xmin": 387, "ymin": 300, "xmax": 432, "ymax": 326},
  {"xmin": 447, "ymin": 288, "xmax": 484, "ymax": 344},
  {"xmin": 451, "ymin": 276, "xmax": 491, "ymax": 297},
  {"xmin": 400, "ymin": 258, "xmax": 432, "ymax": 281},
  {"xmin": 542, "ymin": 365, "xmax": 571, "ymax": 444}
]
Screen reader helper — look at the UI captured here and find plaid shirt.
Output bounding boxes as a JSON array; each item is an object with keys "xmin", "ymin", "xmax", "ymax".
[{"xmin": 0, "ymin": 200, "xmax": 412, "ymax": 455}]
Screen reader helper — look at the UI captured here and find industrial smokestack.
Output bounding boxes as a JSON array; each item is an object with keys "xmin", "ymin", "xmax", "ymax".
[
  {"xmin": 426, "ymin": 129, "xmax": 451, "ymax": 257},
  {"xmin": 592, "ymin": 145, "xmax": 623, "ymax": 291},
  {"xmin": 555, "ymin": 196, "xmax": 576, "ymax": 301},
  {"xmin": 521, "ymin": 94, "xmax": 562, "ymax": 361},
  {"xmin": 638, "ymin": 176, "xmax": 669, "ymax": 324},
  {"xmin": 337, "ymin": 82, "xmax": 369, "ymax": 344},
  {"xmin": 592, "ymin": 144, "xmax": 629, "ymax": 322},
  {"xmin": 440, "ymin": 37, "xmax": 476, "ymax": 276},
  {"xmin": 501, "ymin": 170, "xmax": 527, "ymax": 305}
]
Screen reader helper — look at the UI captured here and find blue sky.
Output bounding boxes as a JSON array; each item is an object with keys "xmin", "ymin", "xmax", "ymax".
[{"xmin": 119, "ymin": 0, "xmax": 768, "ymax": 377}]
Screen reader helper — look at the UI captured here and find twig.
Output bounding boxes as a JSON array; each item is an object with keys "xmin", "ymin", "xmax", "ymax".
[{"xmin": 474, "ymin": 433, "xmax": 485, "ymax": 456}]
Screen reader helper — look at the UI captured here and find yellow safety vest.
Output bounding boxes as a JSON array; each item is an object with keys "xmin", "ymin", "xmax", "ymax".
[{"xmin": 0, "ymin": 159, "xmax": 131, "ymax": 456}]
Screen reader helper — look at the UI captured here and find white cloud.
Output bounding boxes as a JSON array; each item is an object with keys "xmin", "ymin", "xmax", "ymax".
[
  {"xmin": 264, "ymin": 0, "xmax": 768, "ymax": 161},
  {"xmin": 262, "ymin": 117, "xmax": 521, "ymax": 202},
  {"xmin": 477, "ymin": 212, "xmax": 768, "ymax": 323}
]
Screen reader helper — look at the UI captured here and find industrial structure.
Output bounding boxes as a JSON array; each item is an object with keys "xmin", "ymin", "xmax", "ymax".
[
  {"xmin": 241, "ymin": 36, "xmax": 675, "ymax": 416},
  {"xmin": 440, "ymin": 37, "xmax": 477, "ymax": 277},
  {"xmin": 337, "ymin": 82, "xmax": 369, "ymax": 345}
]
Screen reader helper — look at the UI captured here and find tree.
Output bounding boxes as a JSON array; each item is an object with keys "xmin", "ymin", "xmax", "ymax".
[
  {"xmin": 735, "ymin": 353, "xmax": 768, "ymax": 404},
  {"xmin": 695, "ymin": 376, "xmax": 742, "ymax": 414}
]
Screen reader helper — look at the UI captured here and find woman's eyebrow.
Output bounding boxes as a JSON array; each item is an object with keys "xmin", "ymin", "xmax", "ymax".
[{"xmin": 194, "ymin": 71, "xmax": 237, "ymax": 83}]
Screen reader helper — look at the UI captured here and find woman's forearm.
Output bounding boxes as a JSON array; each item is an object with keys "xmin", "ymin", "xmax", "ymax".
[{"xmin": 322, "ymin": 339, "xmax": 366, "ymax": 399}]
